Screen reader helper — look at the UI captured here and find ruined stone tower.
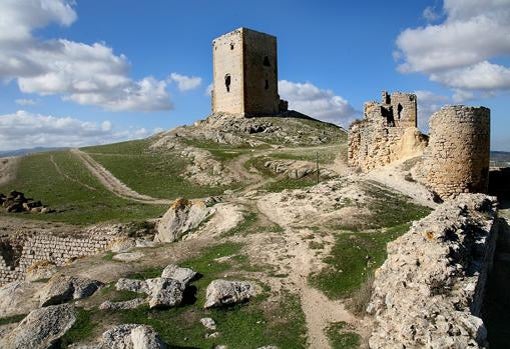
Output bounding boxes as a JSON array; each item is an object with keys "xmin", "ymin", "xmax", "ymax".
[
  {"xmin": 421, "ymin": 106, "xmax": 490, "ymax": 199},
  {"xmin": 211, "ymin": 28, "xmax": 284, "ymax": 117},
  {"xmin": 348, "ymin": 91, "xmax": 426, "ymax": 171}
]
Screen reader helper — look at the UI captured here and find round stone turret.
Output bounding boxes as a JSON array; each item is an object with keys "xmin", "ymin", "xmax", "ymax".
[{"xmin": 423, "ymin": 105, "xmax": 490, "ymax": 199}]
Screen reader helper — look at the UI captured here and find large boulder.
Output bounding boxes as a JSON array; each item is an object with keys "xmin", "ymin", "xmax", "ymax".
[
  {"xmin": 40, "ymin": 275, "xmax": 104, "ymax": 307},
  {"xmin": 115, "ymin": 278, "xmax": 149, "ymax": 294},
  {"xmin": 99, "ymin": 298, "xmax": 146, "ymax": 311},
  {"xmin": 0, "ymin": 304, "xmax": 76, "ymax": 349},
  {"xmin": 154, "ymin": 198, "xmax": 214, "ymax": 242},
  {"xmin": 204, "ymin": 280, "xmax": 256, "ymax": 308},
  {"xmin": 145, "ymin": 278, "xmax": 185, "ymax": 309},
  {"xmin": 101, "ymin": 324, "xmax": 167, "ymax": 349},
  {"xmin": 0, "ymin": 281, "xmax": 40, "ymax": 317},
  {"xmin": 161, "ymin": 264, "xmax": 197, "ymax": 285}
]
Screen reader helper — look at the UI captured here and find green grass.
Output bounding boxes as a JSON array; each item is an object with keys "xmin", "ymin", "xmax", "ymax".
[
  {"xmin": 326, "ymin": 322, "xmax": 360, "ymax": 349},
  {"xmin": 0, "ymin": 151, "xmax": 166, "ymax": 225},
  {"xmin": 222, "ymin": 211, "xmax": 258, "ymax": 237},
  {"xmin": 309, "ymin": 224, "xmax": 412, "ymax": 299},
  {"xmin": 263, "ymin": 176, "xmax": 318, "ymax": 193},
  {"xmin": 84, "ymin": 141, "xmax": 227, "ymax": 199},
  {"xmin": 60, "ymin": 308, "xmax": 96, "ymax": 348},
  {"xmin": 270, "ymin": 146, "xmax": 339, "ymax": 164}
]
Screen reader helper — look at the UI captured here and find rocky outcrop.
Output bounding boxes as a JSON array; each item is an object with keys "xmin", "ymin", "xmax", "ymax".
[
  {"xmin": 145, "ymin": 278, "xmax": 185, "ymax": 309},
  {"xmin": 367, "ymin": 194, "xmax": 498, "ymax": 348},
  {"xmin": 161, "ymin": 264, "xmax": 197, "ymax": 286},
  {"xmin": 204, "ymin": 280, "xmax": 256, "ymax": 308},
  {"xmin": 263, "ymin": 160, "xmax": 336, "ymax": 180},
  {"xmin": 0, "ymin": 304, "xmax": 76, "ymax": 349},
  {"xmin": 99, "ymin": 298, "xmax": 146, "ymax": 311},
  {"xmin": 0, "ymin": 281, "xmax": 40, "ymax": 317},
  {"xmin": 154, "ymin": 198, "xmax": 214, "ymax": 243},
  {"xmin": 40, "ymin": 275, "xmax": 103, "ymax": 307}
]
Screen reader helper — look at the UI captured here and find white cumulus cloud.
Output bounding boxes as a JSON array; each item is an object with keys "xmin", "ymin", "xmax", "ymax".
[
  {"xmin": 395, "ymin": 0, "xmax": 510, "ymax": 94},
  {"xmin": 168, "ymin": 73, "xmax": 202, "ymax": 92},
  {"xmin": 0, "ymin": 0, "xmax": 172, "ymax": 112},
  {"xmin": 278, "ymin": 80, "xmax": 359, "ymax": 126},
  {"xmin": 0, "ymin": 110, "xmax": 161, "ymax": 150}
]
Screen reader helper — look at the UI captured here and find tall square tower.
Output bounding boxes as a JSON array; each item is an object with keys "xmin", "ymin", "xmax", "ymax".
[{"xmin": 212, "ymin": 28, "xmax": 281, "ymax": 117}]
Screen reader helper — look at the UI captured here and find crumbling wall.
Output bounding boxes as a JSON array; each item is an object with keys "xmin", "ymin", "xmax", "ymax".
[
  {"xmin": 348, "ymin": 91, "xmax": 426, "ymax": 171},
  {"xmin": 421, "ymin": 106, "xmax": 490, "ymax": 199},
  {"xmin": 367, "ymin": 193, "xmax": 498, "ymax": 348},
  {"xmin": 0, "ymin": 231, "xmax": 118, "ymax": 285}
]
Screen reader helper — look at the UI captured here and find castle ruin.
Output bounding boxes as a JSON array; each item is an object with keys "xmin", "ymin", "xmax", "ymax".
[
  {"xmin": 211, "ymin": 28, "xmax": 287, "ymax": 117},
  {"xmin": 348, "ymin": 91, "xmax": 427, "ymax": 171},
  {"xmin": 348, "ymin": 91, "xmax": 491, "ymax": 200}
]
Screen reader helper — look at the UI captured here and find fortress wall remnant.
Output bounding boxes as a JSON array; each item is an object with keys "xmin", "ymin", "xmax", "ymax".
[
  {"xmin": 422, "ymin": 106, "xmax": 490, "ymax": 199},
  {"xmin": 348, "ymin": 91, "xmax": 426, "ymax": 171},
  {"xmin": 0, "ymin": 231, "xmax": 117, "ymax": 285},
  {"xmin": 211, "ymin": 27, "xmax": 284, "ymax": 117}
]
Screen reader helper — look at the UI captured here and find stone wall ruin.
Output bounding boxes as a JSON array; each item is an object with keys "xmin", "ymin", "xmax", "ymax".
[{"xmin": 348, "ymin": 91, "xmax": 427, "ymax": 171}]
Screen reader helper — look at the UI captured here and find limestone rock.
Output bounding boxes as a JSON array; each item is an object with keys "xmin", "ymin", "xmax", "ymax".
[
  {"xmin": 99, "ymin": 298, "xmax": 146, "ymax": 311},
  {"xmin": 112, "ymin": 251, "xmax": 144, "ymax": 262},
  {"xmin": 200, "ymin": 317, "xmax": 217, "ymax": 331},
  {"xmin": 39, "ymin": 275, "xmax": 104, "ymax": 307},
  {"xmin": 0, "ymin": 281, "xmax": 40, "ymax": 317},
  {"xmin": 0, "ymin": 304, "xmax": 76, "ymax": 349},
  {"xmin": 101, "ymin": 324, "xmax": 167, "ymax": 349},
  {"xmin": 367, "ymin": 194, "xmax": 497, "ymax": 348},
  {"xmin": 115, "ymin": 278, "xmax": 149, "ymax": 294},
  {"xmin": 204, "ymin": 280, "xmax": 256, "ymax": 308},
  {"xmin": 25, "ymin": 261, "xmax": 58, "ymax": 282},
  {"xmin": 154, "ymin": 198, "xmax": 214, "ymax": 242},
  {"xmin": 145, "ymin": 278, "xmax": 185, "ymax": 309},
  {"xmin": 161, "ymin": 264, "xmax": 197, "ymax": 285}
]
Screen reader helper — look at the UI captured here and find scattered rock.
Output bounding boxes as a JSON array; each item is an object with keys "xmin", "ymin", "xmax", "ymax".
[
  {"xmin": 101, "ymin": 324, "xmax": 167, "ymax": 349},
  {"xmin": 109, "ymin": 237, "xmax": 136, "ymax": 253},
  {"xmin": 115, "ymin": 278, "xmax": 149, "ymax": 294},
  {"xmin": 112, "ymin": 251, "xmax": 145, "ymax": 262},
  {"xmin": 200, "ymin": 317, "xmax": 217, "ymax": 331},
  {"xmin": 39, "ymin": 275, "xmax": 104, "ymax": 307},
  {"xmin": 204, "ymin": 280, "xmax": 256, "ymax": 308},
  {"xmin": 205, "ymin": 332, "xmax": 220, "ymax": 339},
  {"xmin": 99, "ymin": 298, "xmax": 146, "ymax": 311},
  {"xmin": 161, "ymin": 264, "xmax": 197, "ymax": 285},
  {"xmin": 145, "ymin": 278, "xmax": 185, "ymax": 309},
  {"xmin": 0, "ymin": 304, "xmax": 76, "ymax": 349},
  {"xmin": 1, "ymin": 191, "xmax": 50, "ymax": 214},
  {"xmin": 154, "ymin": 198, "xmax": 214, "ymax": 243}
]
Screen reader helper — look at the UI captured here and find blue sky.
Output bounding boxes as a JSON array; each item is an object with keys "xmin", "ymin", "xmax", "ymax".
[{"xmin": 0, "ymin": 0, "xmax": 509, "ymax": 150}]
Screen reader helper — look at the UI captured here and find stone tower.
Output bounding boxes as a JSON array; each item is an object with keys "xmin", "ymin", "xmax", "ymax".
[
  {"xmin": 211, "ymin": 28, "xmax": 282, "ymax": 117},
  {"xmin": 421, "ymin": 106, "xmax": 490, "ymax": 199}
]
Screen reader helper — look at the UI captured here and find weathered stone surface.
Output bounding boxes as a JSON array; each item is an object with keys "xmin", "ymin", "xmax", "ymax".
[
  {"xmin": 161, "ymin": 264, "xmax": 197, "ymax": 285},
  {"xmin": 0, "ymin": 281, "xmax": 40, "ymax": 317},
  {"xmin": 0, "ymin": 304, "xmax": 76, "ymax": 349},
  {"xmin": 101, "ymin": 324, "xmax": 167, "ymax": 349},
  {"xmin": 200, "ymin": 317, "xmax": 217, "ymax": 331},
  {"xmin": 154, "ymin": 198, "xmax": 214, "ymax": 243},
  {"xmin": 25, "ymin": 261, "xmax": 58, "ymax": 282},
  {"xmin": 112, "ymin": 252, "xmax": 144, "ymax": 262},
  {"xmin": 145, "ymin": 277, "xmax": 185, "ymax": 309},
  {"xmin": 204, "ymin": 280, "xmax": 256, "ymax": 308},
  {"xmin": 367, "ymin": 194, "xmax": 498, "ymax": 348},
  {"xmin": 115, "ymin": 278, "xmax": 149, "ymax": 294},
  {"xmin": 40, "ymin": 275, "xmax": 103, "ymax": 307},
  {"xmin": 99, "ymin": 298, "xmax": 146, "ymax": 311}
]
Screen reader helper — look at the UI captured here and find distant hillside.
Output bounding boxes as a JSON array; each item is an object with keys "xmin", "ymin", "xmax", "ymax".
[
  {"xmin": 491, "ymin": 151, "xmax": 510, "ymax": 166},
  {"xmin": 0, "ymin": 147, "xmax": 68, "ymax": 157}
]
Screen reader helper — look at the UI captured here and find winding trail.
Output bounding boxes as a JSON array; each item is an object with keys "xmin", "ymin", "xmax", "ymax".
[
  {"xmin": 70, "ymin": 149, "xmax": 171, "ymax": 205},
  {"xmin": 50, "ymin": 155, "xmax": 98, "ymax": 192}
]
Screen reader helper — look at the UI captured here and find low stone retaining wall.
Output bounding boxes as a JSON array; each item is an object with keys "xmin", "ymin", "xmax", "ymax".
[
  {"xmin": 367, "ymin": 193, "xmax": 498, "ymax": 348},
  {"xmin": 0, "ymin": 228, "xmax": 120, "ymax": 285}
]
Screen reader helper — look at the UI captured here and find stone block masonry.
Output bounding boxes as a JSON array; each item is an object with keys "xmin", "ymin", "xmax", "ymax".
[
  {"xmin": 0, "ymin": 230, "xmax": 119, "ymax": 285},
  {"xmin": 421, "ymin": 106, "xmax": 490, "ymax": 200}
]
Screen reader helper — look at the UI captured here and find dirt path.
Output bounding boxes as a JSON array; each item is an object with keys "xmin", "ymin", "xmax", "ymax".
[
  {"xmin": 0, "ymin": 157, "xmax": 19, "ymax": 186},
  {"xmin": 70, "ymin": 149, "xmax": 171, "ymax": 205},
  {"xmin": 50, "ymin": 155, "xmax": 98, "ymax": 192}
]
